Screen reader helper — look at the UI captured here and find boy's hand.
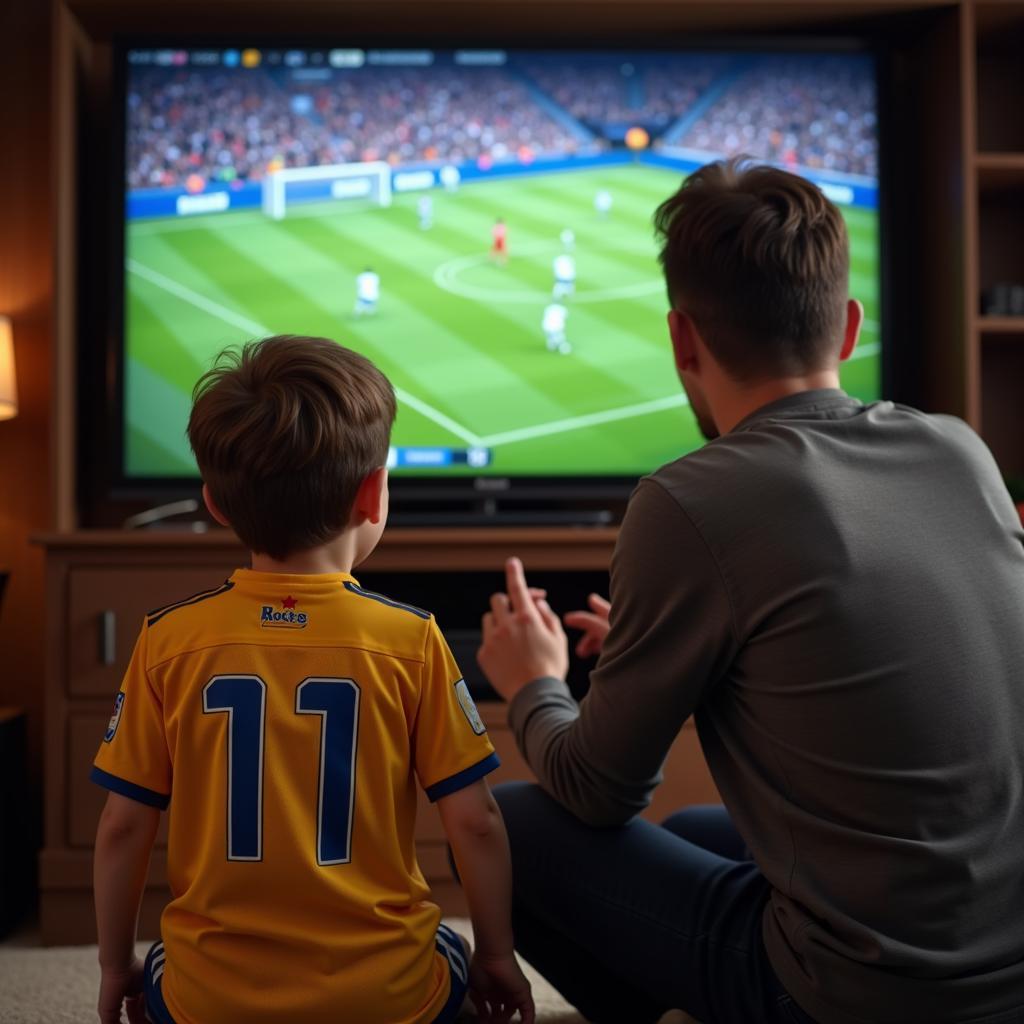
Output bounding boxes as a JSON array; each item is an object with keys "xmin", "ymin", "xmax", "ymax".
[
  {"xmin": 563, "ymin": 593, "xmax": 611, "ymax": 658},
  {"xmin": 478, "ymin": 558, "xmax": 569, "ymax": 701},
  {"xmin": 468, "ymin": 951, "xmax": 535, "ymax": 1024},
  {"xmin": 98, "ymin": 957, "xmax": 146, "ymax": 1024}
]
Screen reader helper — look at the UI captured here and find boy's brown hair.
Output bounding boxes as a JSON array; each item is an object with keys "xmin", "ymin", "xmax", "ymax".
[
  {"xmin": 654, "ymin": 157, "xmax": 850, "ymax": 381},
  {"xmin": 188, "ymin": 335, "xmax": 396, "ymax": 560}
]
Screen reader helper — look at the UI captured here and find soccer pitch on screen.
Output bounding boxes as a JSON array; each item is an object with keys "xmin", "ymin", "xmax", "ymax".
[{"xmin": 124, "ymin": 164, "xmax": 881, "ymax": 479}]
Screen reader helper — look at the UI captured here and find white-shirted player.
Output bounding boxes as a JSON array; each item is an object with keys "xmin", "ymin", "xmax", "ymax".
[
  {"xmin": 354, "ymin": 268, "xmax": 380, "ymax": 317},
  {"xmin": 560, "ymin": 227, "xmax": 575, "ymax": 251},
  {"xmin": 542, "ymin": 301, "xmax": 570, "ymax": 355},
  {"xmin": 440, "ymin": 164, "xmax": 461, "ymax": 193},
  {"xmin": 417, "ymin": 194, "xmax": 433, "ymax": 230},
  {"xmin": 553, "ymin": 253, "xmax": 576, "ymax": 300},
  {"xmin": 594, "ymin": 189, "xmax": 613, "ymax": 218}
]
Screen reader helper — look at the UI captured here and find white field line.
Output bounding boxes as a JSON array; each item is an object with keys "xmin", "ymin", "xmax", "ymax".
[
  {"xmin": 479, "ymin": 393, "xmax": 691, "ymax": 448},
  {"xmin": 126, "ymin": 259, "xmax": 483, "ymax": 446},
  {"xmin": 477, "ymin": 340, "xmax": 881, "ymax": 449},
  {"xmin": 127, "ymin": 259, "xmax": 883, "ymax": 453}
]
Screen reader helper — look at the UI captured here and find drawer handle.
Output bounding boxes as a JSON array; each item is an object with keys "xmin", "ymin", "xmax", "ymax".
[{"xmin": 100, "ymin": 610, "xmax": 116, "ymax": 666}]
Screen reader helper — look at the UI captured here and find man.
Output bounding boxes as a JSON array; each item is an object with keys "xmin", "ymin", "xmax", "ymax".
[{"xmin": 476, "ymin": 159, "xmax": 1024, "ymax": 1024}]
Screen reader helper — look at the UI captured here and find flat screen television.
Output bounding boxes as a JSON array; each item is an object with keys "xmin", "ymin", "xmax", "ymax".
[{"xmin": 107, "ymin": 41, "xmax": 883, "ymax": 523}]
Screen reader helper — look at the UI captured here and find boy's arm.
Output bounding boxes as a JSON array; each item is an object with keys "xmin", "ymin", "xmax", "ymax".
[
  {"xmin": 93, "ymin": 792, "xmax": 161, "ymax": 1024},
  {"xmin": 436, "ymin": 779, "xmax": 534, "ymax": 1024}
]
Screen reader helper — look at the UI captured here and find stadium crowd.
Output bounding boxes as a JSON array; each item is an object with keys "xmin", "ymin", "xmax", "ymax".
[
  {"xmin": 677, "ymin": 57, "xmax": 878, "ymax": 177},
  {"xmin": 126, "ymin": 55, "xmax": 878, "ymax": 190},
  {"xmin": 127, "ymin": 67, "xmax": 584, "ymax": 189},
  {"xmin": 521, "ymin": 57, "xmax": 726, "ymax": 129}
]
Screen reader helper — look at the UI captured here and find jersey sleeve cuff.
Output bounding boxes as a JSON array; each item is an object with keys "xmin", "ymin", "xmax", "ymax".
[
  {"xmin": 424, "ymin": 752, "xmax": 501, "ymax": 802},
  {"xmin": 90, "ymin": 766, "xmax": 170, "ymax": 810}
]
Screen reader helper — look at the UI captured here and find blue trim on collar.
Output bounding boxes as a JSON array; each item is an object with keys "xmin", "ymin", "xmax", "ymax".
[{"xmin": 343, "ymin": 581, "xmax": 431, "ymax": 619}]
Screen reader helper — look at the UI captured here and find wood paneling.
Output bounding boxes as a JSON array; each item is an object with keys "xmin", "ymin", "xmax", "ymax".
[{"xmin": 0, "ymin": 0, "xmax": 55, "ymax": 867}]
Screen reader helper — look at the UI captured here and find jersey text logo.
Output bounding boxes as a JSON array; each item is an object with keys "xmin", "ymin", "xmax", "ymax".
[{"xmin": 260, "ymin": 597, "xmax": 309, "ymax": 629}]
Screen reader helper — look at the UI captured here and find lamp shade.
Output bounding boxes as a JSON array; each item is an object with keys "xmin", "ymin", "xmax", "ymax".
[{"xmin": 0, "ymin": 317, "xmax": 17, "ymax": 421}]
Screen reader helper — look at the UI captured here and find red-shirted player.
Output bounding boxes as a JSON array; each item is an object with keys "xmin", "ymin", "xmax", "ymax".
[{"xmin": 491, "ymin": 217, "xmax": 508, "ymax": 266}]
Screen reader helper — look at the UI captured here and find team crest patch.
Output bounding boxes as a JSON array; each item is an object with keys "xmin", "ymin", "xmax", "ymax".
[
  {"xmin": 104, "ymin": 692, "xmax": 125, "ymax": 743},
  {"xmin": 260, "ymin": 595, "xmax": 309, "ymax": 629},
  {"xmin": 454, "ymin": 679, "xmax": 486, "ymax": 735}
]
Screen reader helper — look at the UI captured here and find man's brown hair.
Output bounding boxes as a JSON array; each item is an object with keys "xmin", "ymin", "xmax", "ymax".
[
  {"xmin": 188, "ymin": 335, "xmax": 396, "ymax": 560},
  {"xmin": 654, "ymin": 157, "xmax": 850, "ymax": 381}
]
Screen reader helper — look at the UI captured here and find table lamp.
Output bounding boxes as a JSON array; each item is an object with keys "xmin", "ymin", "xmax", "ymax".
[{"xmin": 0, "ymin": 317, "xmax": 16, "ymax": 421}]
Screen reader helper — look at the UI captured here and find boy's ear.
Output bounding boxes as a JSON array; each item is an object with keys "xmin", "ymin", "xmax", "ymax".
[
  {"xmin": 202, "ymin": 483, "xmax": 231, "ymax": 527},
  {"xmin": 353, "ymin": 467, "xmax": 388, "ymax": 525},
  {"xmin": 668, "ymin": 309, "xmax": 701, "ymax": 376}
]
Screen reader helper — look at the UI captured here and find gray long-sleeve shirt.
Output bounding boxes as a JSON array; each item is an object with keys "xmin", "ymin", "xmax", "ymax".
[{"xmin": 509, "ymin": 390, "xmax": 1024, "ymax": 1024}]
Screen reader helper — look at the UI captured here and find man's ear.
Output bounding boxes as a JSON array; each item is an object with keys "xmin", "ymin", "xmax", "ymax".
[
  {"xmin": 353, "ymin": 467, "xmax": 388, "ymax": 525},
  {"xmin": 668, "ymin": 308, "xmax": 701, "ymax": 376},
  {"xmin": 202, "ymin": 483, "xmax": 231, "ymax": 527},
  {"xmin": 839, "ymin": 298, "xmax": 863, "ymax": 363}
]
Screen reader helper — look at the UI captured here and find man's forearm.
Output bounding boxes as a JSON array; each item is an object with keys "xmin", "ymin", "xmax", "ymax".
[{"xmin": 508, "ymin": 678, "xmax": 659, "ymax": 826}]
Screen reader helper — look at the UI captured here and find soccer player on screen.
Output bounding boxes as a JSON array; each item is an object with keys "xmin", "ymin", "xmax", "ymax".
[
  {"xmin": 354, "ymin": 267, "xmax": 380, "ymax": 317},
  {"xmin": 418, "ymin": 194, "xmax": 433, "ymax": 231},
  {"xmin": 553, "ymin": 253, "xmax": 576, "ymax": 300},
  {"xmin": 594, "ymin": 189, "xmax": 613, "ymax": 218},
  {"xmin": 491, "ymin": 218, "xmax": 508, "ymax": 266},
  {"xmin": 542, "ymin": 301, "xmax": 570, "ymax": 355},
  {"xmin": 90, "ymin": 336, "xmax": 535, "ymax": 1024},
  {"xmin": 560, "ymin": 227, "xmax": 575, "ymax": 252}
]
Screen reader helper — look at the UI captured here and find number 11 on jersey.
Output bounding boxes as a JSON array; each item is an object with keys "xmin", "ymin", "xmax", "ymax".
[{"xmin": 203, "ymin": 675, "xmax": 361, "ymax": 865}]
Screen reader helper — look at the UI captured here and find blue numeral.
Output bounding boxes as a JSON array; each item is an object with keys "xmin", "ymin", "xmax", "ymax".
[
  {"xmin": 296, "ymin": 679, "xmax": 361, "ymax": 865},
  {"xmin": 203, "ymin": 675, "xmax": 360, "ymax": 865},
  {"xmin": 202, "ymin": 675, "xmax": 266, "ymax": 861}
]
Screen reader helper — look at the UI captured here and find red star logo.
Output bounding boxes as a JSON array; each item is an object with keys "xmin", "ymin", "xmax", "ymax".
[{"xmin": 282, "ymin": 595, "xmax": 298, "ymax": 609}]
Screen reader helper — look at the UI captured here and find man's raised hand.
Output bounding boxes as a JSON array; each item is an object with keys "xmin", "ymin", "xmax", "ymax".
[
  {"xmin": 477, "ymin": 557, "xmax": 569, "ymax": 702},
  {"xmin": 563, "ymin": 593, "xmax": 611, "ymax": 659}
]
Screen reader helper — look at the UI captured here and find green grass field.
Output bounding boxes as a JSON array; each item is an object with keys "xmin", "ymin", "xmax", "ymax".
[{"xmin": 125, "ymin": 164, "xmax": 880, "ymax": 479}]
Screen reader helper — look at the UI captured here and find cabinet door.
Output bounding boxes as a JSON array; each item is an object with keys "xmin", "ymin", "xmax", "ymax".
[{"xmin": 67, "ymin": 566, "xmax": 235, "ymax": 697}]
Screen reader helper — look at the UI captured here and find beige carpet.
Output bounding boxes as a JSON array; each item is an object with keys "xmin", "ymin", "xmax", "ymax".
[{"xmin": 0, "ymin": 920, "xmax": 698, "ymax": 1023}]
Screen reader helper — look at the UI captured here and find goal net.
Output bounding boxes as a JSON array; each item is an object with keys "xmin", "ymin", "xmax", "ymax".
[{"xmin": 261, "ymin": 161, "xmax": 393, "ymax": 220}]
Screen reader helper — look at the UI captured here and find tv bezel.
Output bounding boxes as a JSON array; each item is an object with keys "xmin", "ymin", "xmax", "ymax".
[{"xmin": 82, "ymin": 32, "xmax": 891, "ymax": 524}]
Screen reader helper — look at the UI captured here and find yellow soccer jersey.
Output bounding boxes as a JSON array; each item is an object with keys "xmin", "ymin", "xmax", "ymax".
[{"xmin": 92, "ymin": 569, "xmax": 498, "ymax": 1024}]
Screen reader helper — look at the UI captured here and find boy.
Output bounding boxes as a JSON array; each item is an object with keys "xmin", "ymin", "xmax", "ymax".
[{"xmin": 91, "ymin": 335, "xmax": 534, "ymax": 1024}]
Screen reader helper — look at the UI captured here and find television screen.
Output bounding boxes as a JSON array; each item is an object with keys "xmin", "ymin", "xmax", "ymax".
[{"xmin": 120, "ymin": 45, "xmax": 880, "ymax": 483}]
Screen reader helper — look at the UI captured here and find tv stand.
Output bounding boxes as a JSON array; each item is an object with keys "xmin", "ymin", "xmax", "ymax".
[{"xmin": 388, "ymin": 506, "xmax": 615, "ymax": 528}]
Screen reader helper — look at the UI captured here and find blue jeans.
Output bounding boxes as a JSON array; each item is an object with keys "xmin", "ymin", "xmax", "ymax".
[{"xmin": 493, "ymin": 783, "xmax": 816, "ymax": 1024}]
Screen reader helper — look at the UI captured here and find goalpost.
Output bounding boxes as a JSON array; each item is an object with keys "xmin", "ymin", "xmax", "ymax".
[{"xmin": 261, "ymin": 161, "xmax": 393, "ymax": 220}]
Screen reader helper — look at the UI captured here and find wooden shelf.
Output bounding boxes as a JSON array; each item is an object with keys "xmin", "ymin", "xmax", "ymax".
[
  {"xmin": 976, "ymin": 153, "xmax": 1024, "ymax": 189},
  {"xmin": 33, "ymin": 526, "xmax": 620, "ymax": 571},
  {"xmin": 977, "ymin": 316, "xmax": 1024, "ymax": 334}
]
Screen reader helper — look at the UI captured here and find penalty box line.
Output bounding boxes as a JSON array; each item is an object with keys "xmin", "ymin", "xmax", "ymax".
[
  {"xmin": 126, "ymin": 259, "xmax": 483, "ymax": 447},
  {"xmin": 125, "ymin": 260, "xmax": 880, "ymax": 455},
  {"xmin": 126, "ymin": 258, "xmax": 693, "ymax": 451}
]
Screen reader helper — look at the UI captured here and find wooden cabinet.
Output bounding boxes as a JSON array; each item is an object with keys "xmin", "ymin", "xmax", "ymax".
[
  {"xmin": 965, "ymin": 2, "xmax": 1024, "ymax": 478},
  {"xmin": 37, "ymin": 530, "xmax": 718, "ymax": 944}
]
